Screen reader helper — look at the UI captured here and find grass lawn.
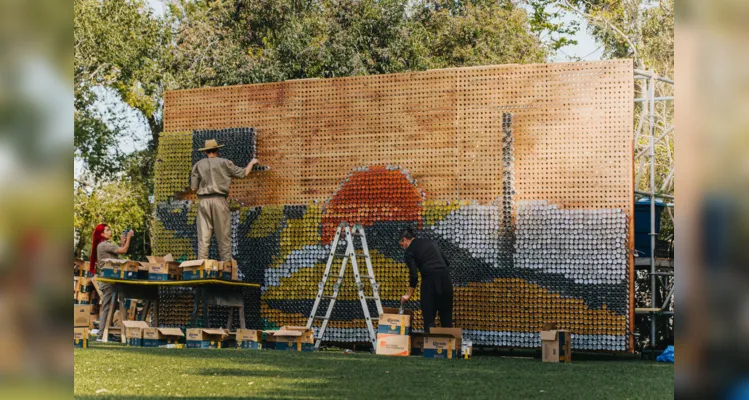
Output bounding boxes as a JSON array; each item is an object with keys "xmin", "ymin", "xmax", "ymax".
[{"xmin": 75, "ymin": 344, "xmax": 673, "ymax": 399}]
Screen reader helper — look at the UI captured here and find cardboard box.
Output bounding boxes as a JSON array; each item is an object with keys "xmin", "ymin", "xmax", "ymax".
[
  {"xmin": 135, "ymin": 262, "xmax": 149, "ymax": 280},
  {"xmin": 99, "ymin": 259, "xmax": 140, "ymax": 280},
  {"xmin": 146, "ymin": 255, "xmax": 182, "ymax": 281},
  {"xmin": 263, "ymin": 326, "xmax": 315, "ymax": 351},
  {"xmin": 145, "ymin": 262, "xmax": 181, "ymax": 281},
  {"xmin": 423, "ymin": 332, "xmax": 458, "ymax": 359},
  {"xmin": 220, "ymin": 260, "xmax": 238, "ymax": 281},
  {"xmin": 375, "ymin": 333, "xmax": 410, "ymax": 356},
  {"xmin": 74, "ymin": 260, "xmax": 93, "ymax": 277},
  {"xmin": 180, "ymin": 260, "xmax": 221, "ymax": 280},
  {"xmin": 74, "ymin": 328, "xmax": 89, "ymax": 348},
  {"xmin": 126, "ymin": 302, "xmax": 138, "ymax": 321},
  {"xmin": 143, "ymin": 327, "xmax": 184, "ymax": 347},
  {"xmin": 186, "ymin": 328, "xmax": 230, "ymax": 348},
  {"xmin": 123, "ymin": 321, "xmax": 150, "ymax": 346},
  {"xmin": 377, "ymin": 308, "xmax": 412, "ymax": 335},
  {"xmin": 541, "ymin": 323, "xmax": 571, "ymax": 363},
  {"xmin": 429, "ymin": 327, "xmax": 463, "ymax": 356},
  {"xmin": 76, "ymin": 291, "xmax": 91, "ymax": 304},
  {"xmin": 78, "ymin": 277, "xmax": 93, "ymax": 293},
  {"xmin": 74, "ymin": 305, "xmax": 92, "ymax": 327},
  {"xmin": 146, "ymin": 254, "xmax": 175, "ymax": 264},
  {"xmin": 235, "ymin": 329, "xmax": 263, "ymax": 349}
]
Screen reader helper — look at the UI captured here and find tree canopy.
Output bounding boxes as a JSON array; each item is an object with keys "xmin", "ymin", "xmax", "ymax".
[{"xmin": 73, "ymin": 0, "xmax": 674, "ymax": 259}]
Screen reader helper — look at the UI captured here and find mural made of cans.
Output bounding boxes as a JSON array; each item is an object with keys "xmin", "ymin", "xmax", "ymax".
[{"xmin": 153, "ymin": 121, "xmax": 630, "ymax": 352}]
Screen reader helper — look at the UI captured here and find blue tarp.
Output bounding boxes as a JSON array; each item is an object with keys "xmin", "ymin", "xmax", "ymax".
[{"xmin": 656, "ymin": 345, "xmax": 674, "ymax": 363}]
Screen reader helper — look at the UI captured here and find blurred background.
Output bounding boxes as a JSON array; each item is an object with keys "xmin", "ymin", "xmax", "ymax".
[
  {"xmin": 676, "ymin": 1, "xmax": 749, "ymax": 399},
  {"xmin": 0, "ymin": 0, "xmax": 72, "ymax": 398}
]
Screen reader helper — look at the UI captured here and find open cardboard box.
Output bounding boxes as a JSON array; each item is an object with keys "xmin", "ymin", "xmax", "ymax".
[
  {"xmin": 377, "ymin": 307, "xmax": 413, "ymax": 335},
  {"xmin": 235, "ymin": 329, "xmax": 263, "ymax": 349},
  {"xmin": 540, "ymin": 322, "xmax": 571, "ymax": 363},
  {"xmin": 219, "ymin": 260, "xmax": 238, "ymax": 281},
  {"xmin": 143, "ymin": 327, "xmax": 184, "ymax": 347},
  {"xmin": 146, "ymin": 254, "xmax": 182, "ymax": 281},
  {"xmin": 180, "ymin": 260, "xmax": 221, "ymax": 280},
  {"xmin": 422, "ymin": 328, "xmax": 462, "ymax": 359},
  {"xmin": 122, "ymin": 320, "xmax": 150, "ymax": 346},
  {"xmin": 186, "ymin": 328, "xmax": 230, "ymax": 348},
  {"xmin": 264, "ymin": 326, "xmax": 314, "ymax": 351}
]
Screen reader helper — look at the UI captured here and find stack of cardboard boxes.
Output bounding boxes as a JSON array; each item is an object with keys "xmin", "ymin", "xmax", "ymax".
[
  {"xmin": 74, "ymin": 260, "xmax": 99, "ymax": 331},
  {"xmin": 74, "ymin": 261, "xmax": 99, "ymax": 318},
  {"xmin": 375, "ymin": 308, "xmax": 412, "ymax": 356},
  {"xmin": 74, "ymin": 276, "xmax": 93, "ymax": 305},
  {"xmin": 374, "ymin": 308, "xmax": 465, "ymax": 359}
]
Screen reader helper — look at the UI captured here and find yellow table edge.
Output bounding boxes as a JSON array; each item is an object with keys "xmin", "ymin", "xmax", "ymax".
[{"xmin": 95, "ymin": 277, "xmax": 260, "ymax": 288}]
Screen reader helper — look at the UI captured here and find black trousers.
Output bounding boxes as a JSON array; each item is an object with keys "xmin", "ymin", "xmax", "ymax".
[{"xmin": 420, "ymin": 273, "xmax": 453, "ymax": 333}]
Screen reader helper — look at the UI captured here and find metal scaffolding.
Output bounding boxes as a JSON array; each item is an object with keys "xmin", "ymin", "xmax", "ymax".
[{"xmin": 632, "ymin": 69, "xmax": 674, "ymax": 352}]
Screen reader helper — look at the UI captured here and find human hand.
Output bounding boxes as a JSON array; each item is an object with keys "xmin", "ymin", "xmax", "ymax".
[
  {"xmin": 127, "ymin": 230, "xmax": 134, "ymax": 239},
  {"xmin": 250, "ymin": 158, "xmax": 259, "ymax": 165},
  {"xmin": 400, "ymin": 294, "xmax": 410, "ymax": 304}
]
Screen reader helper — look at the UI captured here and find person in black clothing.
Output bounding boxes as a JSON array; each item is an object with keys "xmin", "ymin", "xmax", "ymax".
[{"xmin": 399, "ymin": 228, "xmax": 454, "ymax": 333}]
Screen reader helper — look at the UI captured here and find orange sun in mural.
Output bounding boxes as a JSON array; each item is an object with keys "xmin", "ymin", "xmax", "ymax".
[{"xmin": 321, "ymin": 166, "xmax": 424, "ymax": 244}]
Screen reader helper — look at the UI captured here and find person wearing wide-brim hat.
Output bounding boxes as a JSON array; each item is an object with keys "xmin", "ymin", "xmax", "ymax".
[{"xmin": 191, "ymin": 139, "xmax": 259, "ymax": 261}]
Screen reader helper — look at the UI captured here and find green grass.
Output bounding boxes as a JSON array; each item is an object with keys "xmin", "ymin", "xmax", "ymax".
[{"xmin": 75, "ymin": 344, "xmax": 673, "ymax": 399}]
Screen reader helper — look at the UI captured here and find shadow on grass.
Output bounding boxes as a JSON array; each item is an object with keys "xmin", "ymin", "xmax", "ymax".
[
  {"xmin": 76, "ymin": 345, "xmax": 674, "ymax": 400},
  {"xmin": 92, "ymin": 343, "xmax": 647, "ymax": 363}
]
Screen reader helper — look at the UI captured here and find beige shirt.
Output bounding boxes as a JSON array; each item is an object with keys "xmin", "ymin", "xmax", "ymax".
[
  {"xmin": 190, "ymin": 157, "xmax": 246, "ymax": 196},
  {"xmin": 97, "ymin": 241, "xmax": 119, "ymax": 270}
]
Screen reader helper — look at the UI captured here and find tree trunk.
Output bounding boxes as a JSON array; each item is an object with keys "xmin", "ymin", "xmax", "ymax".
[{"xmin": 74, "ymin": 232, "xmax": 87, "ymax": 259}]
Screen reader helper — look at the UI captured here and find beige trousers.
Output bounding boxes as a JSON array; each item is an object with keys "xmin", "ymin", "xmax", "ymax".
[{"xmin": 196, "ymin": 195, "xmax": 233, "ymax": 261}]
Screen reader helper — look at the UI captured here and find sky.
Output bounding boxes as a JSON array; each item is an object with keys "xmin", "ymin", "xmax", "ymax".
[{"xmin": 74, "ymin": 0, "xmax": 604, "ymax": 178}]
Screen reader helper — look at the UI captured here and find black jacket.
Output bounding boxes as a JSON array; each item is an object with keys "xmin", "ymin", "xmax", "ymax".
[{"xmin": 404, "ymin": 238, "xmax": 451, "ymax": 289}]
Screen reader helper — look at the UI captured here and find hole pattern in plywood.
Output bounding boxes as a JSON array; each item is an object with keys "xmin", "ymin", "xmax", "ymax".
[{"xmin": 157, "ymin": 61, "xmax": 635, "ymax": 351}]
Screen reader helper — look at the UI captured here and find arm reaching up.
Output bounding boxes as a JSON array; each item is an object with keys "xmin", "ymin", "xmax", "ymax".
[{"xmin": 244, "ymin": 158, "xmax": 259, "ymax": 176}]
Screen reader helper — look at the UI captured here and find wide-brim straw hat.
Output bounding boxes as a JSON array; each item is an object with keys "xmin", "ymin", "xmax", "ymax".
[{"xmin": 199, "ymin": 139, "xmax": 225, "ymax": 151}]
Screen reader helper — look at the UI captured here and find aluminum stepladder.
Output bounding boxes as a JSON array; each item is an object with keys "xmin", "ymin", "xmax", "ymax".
[{"xmin": 306, "ymin": 222, "xmax": 384, "ymax": 349}]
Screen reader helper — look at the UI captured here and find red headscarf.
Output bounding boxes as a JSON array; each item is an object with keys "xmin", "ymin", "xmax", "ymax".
[{"xmin": 89, "ymin": 224, "xmax": 108, "ymax": 274}]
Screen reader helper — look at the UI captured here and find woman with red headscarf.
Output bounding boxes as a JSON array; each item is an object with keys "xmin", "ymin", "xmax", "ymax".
[{"xmin": 90, "ymin": 224, "xmax": 134, "ymax": 340}]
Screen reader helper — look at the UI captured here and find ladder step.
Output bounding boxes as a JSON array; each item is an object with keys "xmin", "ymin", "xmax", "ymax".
[
  {"xmin": 313, "ymin": 316, "xmax": 326, "ymax": 320},
  {"xmin": 333, "ymin": 253, "xmax": 369, "ymax": 258},
  {"xmin": 321, "ymin": 295, "xmax": 335, "ymax": 299},
  {"xmin": 360, "ymin": 275, "xmax": 374, "ymax": 280},
  {"xmin": 363, "ymin": 296, "xmax": 378, "ymax": 300}
]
